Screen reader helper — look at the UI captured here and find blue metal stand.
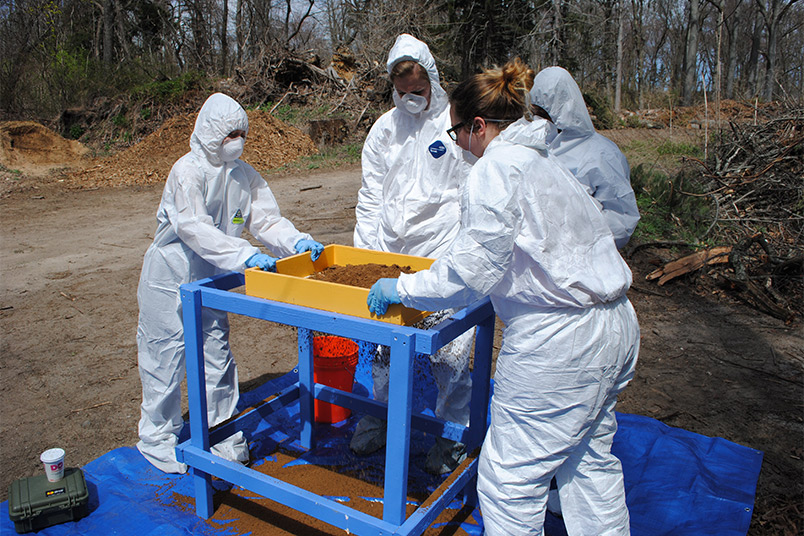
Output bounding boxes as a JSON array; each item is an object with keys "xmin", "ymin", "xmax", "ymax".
[{"xmin": 176, "ymin": 272, "xmax": 495, "ymax": 536}]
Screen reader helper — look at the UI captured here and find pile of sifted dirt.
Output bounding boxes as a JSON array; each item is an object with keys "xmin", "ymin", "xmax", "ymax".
[
  {"xmin": 63, "ymin": 110, "xmax": 318, "ymax": 189},
  {"xmin": 0, "ymin": 121, "xmax": 91, "ymax": 176}
]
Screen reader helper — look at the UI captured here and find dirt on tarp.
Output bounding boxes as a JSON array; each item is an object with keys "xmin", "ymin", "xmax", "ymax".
[
  {"xmin": 62, "ymin": 110, "xmax": 318, "ymax": 189},
  {"xmin": 309, "ymin": 263, "xmax": 417, "ymax": 288},
  {"xmin": 0, "ymin": 121, "xmax": 91, "ymax": 176},
  {"xmin": 163, "ymin": 450, "xmax": 475, "ymax": 536}
]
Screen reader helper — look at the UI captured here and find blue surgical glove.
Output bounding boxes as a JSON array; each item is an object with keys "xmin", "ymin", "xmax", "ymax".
[
  {"xmin": 245, "ymin": 253, "xmax": 278, "ymax": 272},
  {"xmin": 367, "ymin": 278, "xmax": 401, "ymax": 315},
  {"xmin": 295, "ymin": 239, "xmax": 324, "ymax": 261}
]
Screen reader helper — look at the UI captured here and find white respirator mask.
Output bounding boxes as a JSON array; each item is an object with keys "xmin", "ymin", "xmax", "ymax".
[
  {"xmin": 461, "ymin": 149, "xmax": 478, "ymax": 165},
  {"xmin": 394, "ymin": 92, "xmax": 428, "ymax": 115},
  {"xmin": 220, "ymin": 137, "xmax": 245, "ymax": 162}
]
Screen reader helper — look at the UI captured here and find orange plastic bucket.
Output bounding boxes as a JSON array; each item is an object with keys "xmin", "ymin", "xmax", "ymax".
[{"xmin": 312, "ymin": 336, "xmax": 359, "ymax": 423}]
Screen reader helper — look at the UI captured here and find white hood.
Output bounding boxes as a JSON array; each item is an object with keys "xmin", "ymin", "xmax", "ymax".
[
  {"xmin": 386, "ymin": 34, "xmax": 448, "ymax": 117},
  {"xmin": 190, "ymin": 93, "xmax": 250, "ymax": 166},
  {"xmin": 497, "ymin": 117, "xmax": 555, "ymax": 152},
  {"xmin": 530, "ymin": 67, "xmax": 594, "ymax": 135}
]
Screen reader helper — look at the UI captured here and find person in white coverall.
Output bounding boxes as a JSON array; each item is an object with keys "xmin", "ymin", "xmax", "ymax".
[
  {"xmin": 136, "ymin": 92, "xmax": 324, "ymax": 474},
  {"xmin": 367, "ymin": 59, "xmax": 640, "ymax": 535},
  {"xmin": 530, "ymin": 66, "xmax": 640, "ymax": 249},
  {"xmin": 351, "ymin": 34, "xmax": 475, "ymax": 474}
]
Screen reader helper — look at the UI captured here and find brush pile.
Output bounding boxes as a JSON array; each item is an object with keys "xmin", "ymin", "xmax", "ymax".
[{"xmin": 687, "ymin": 107, "xmax": 803, "ymax": 320}]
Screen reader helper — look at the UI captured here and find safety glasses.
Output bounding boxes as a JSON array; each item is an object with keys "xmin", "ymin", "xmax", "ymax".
[{"xmin": 446, "ymin": 121, "xmax": 465, "ymax": 143}]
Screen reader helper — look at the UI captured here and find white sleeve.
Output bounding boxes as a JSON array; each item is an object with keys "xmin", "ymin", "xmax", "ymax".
[
  {"xmin": 353, "ymin": 123, "xmax": 387, "ymax": 249},
  {"xmin": 246, "ymin": 166, "xmax": 311, "ymax": 258},
  {"xmin": 397, "ymin": 157, "xmax": 520, "ymax": 311},
  {"xmin": 170, "ymin": 170, "xmax": 259, "ymax": 271}
]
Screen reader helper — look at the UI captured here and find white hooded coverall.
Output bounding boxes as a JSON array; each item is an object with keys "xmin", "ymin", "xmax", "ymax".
[
  {"xmin": 530, "ymin": 66, "xmax": 640, "ymax": 249},
  {"xmin": 354, "ymin": 34, "xmax": 474, "ymax": 428},
  {"xmin": 397, "ymin": 118, "xmax": 640, "ymax": 535},
  {"xmin": 136, "ymin": 93, "xmax": 313, "ymax": 473}
]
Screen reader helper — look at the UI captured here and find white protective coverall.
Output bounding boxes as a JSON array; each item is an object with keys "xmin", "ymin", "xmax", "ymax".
[
  {"xmin": 397, "ymin": 118, "xmax": 640, "ymax": 535},
  {"xmin": 530, "ymin": 66, "xmax": 640, "ymax": 249},
  {"xmin": 353, "ymin": 35, "xmax": 475, "ymax": 436},
  {"xmin": 136, "ymin": 93, "xmax": 314, "ymax": 474}
]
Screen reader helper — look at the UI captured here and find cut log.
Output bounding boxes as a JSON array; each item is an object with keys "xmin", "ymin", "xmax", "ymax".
[{"xmin": 647, "ymin": 246, "xmax": 732, "ymax": 285}]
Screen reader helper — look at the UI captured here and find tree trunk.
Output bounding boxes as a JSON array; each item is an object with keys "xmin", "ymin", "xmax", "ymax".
[
  {"xmin": 103, "ymin": 0, "xmax": 114, "ymax": 63},
  {"xmin": 682, "ymin": 0, "xmax": 701, "ymax": 105},
  {"xmin": 236, "ymin": 0, "xmax": 243, "ymax": 66},
  {"xmin": 746, "ymin": 7, "xmax": 762, "ymax": 97},
  {"xmin": 716, "ymin": 4, "xmax": 723, "ymax": 122},
  {"xmin": 112, "ymin": 0, "xmax": 131, "ymax": 61},
  {"xmin": 551, "ymin": 0, "xmax": 564, "ymax": 64},
  {"xmin": 188, "ymin": 0, "xmax": 210, "ymax": 70},
  {"xmin": 615, "ymin": 0, "xmax": 624, "ymax": 112},
  {"xmin": 762, "ymin": 27, "xmax": 776, "ymax": 100},
  {"xmin": 758, "ymin": 0, "xmax": 795, "ymax": 101},
  {"xmin": 724, "ymin": 5, "xmax": 738, "ymax": 99},
  {"xmin": 220, "ymin": 0, "xmax": 228, "ymax": 75},
  {"xmin": 629, "ymin": 0, "xmax": 648, "ymax": 110}
]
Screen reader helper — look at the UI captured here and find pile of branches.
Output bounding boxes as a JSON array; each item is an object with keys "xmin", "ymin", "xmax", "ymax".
[
  {"xmin": 227, "ymin": 50, "xmax": 391, "ymax": 136},
  {"xmin": 685, "ymin": 107, "xmax": 803, "ymax": 320}
]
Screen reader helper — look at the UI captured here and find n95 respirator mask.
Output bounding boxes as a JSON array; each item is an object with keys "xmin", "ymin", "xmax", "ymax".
[
  {"xmin": 221, "ymin": 137, "xmax": 245, "ymax": 162},
  {"xmin": 394, "ymin": 92, "xmax": 428, "ymax": 115}
]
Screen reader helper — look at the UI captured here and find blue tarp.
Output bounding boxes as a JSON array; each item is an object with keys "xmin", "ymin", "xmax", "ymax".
[{"xmin": 2, "ymin": 355, "xmax": 762, "ymax": 536}]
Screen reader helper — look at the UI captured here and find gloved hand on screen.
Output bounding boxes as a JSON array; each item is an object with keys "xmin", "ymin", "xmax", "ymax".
[
  {"xmin": 245, "ymin": 253, "xmax": 277, "ymax": 272},
  {"xmin": 367, "ymin": 278, "xmax": 401, "ymax": 315},
  {"xmin": 294, "ymin": 239, "xmax": 325, "ymax": 261}
]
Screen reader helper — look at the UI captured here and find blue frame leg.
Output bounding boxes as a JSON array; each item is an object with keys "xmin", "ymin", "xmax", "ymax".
[
  {"xmin": 180, "ymin": 286, "xmax": 213, "ymax": 519},
  {"xmin": 298, "ymin": 328, "xmax": 315, "ymax": 449},
  {"xmin": 465, "ymin": 312, "xmax": 494, "ymax": 507},
  {"xmin": 383, "ymin": 330, "xmax": 415, "ymax": 526}
]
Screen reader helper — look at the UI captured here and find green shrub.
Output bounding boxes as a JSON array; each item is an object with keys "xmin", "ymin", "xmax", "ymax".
[
  {"xmin": 270, "ymin": 104, "xmax": 296, "ymax": 123},
  {"xmin": 68, "ymin": 124, "xmax": 85, "ymax": 139},
  {"xmin": 344, "ymin": 143, "xmax": 361, "ymax": 160},
  {"xmin": 582, "ymin": 91, "xmax": 617, "ymax": 130},
  {"xmin": 132, "ymin": 71, "xmax": 207, "ymax": 104},
  {"xmin": 631, "ymin": 163, "xmax": 713, "ymax": 244},
  {"xmin": 656, "ymin": 141, "xmax": 702, "ymax": 157},
  {"xmin": 625, "ymin": 114, "xmax": 642, "ymax": 128}
]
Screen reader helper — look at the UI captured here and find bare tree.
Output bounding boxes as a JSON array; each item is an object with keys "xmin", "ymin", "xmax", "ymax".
[
  {"xmin": 615, "ymin": 0, "xmax": 625, "ymax": 111},
  {"xmin": 103, "ymin": 0, "xmax": 114, "ymax": 63},
  {"xmin": 755, "ymin": 0, "xmax": 799, "ymax": 101},
  {"xmin": 220, "ymin": 0, "xmax": 229, "ymax": 74},
  {"xmin": 682, "ymin": 0, "xmax": 702, "ymax": 105}
]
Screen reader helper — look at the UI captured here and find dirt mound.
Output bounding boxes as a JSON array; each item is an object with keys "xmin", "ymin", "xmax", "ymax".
[
  {"xmin": 64, "ymin": 110, "xmax": 318, "ymax": 189},
  {"xmin": 0, "ymin": 121, "xmax": 90, "ymax": 176}
]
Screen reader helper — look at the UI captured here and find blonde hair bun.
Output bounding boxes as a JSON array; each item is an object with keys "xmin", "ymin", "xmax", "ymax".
[{"xmin": 450, "ymin": 57, "xmax": 535, "ymax": 129}]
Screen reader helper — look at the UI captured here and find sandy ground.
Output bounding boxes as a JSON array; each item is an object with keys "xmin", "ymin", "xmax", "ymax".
[{"xmin": 1, "ymin": 166, "xmax": 802, "ymax": 534}]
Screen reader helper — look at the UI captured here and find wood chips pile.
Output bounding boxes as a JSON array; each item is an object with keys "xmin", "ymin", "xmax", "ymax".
[{"xmin": 63, "ymin": 110, "xmax": 318, "ymax": 189}]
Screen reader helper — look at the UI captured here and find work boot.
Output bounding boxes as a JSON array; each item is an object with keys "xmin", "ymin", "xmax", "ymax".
[
  {"xmin": 349, "ymin": 415, "xmax": 387, "ymax": 456},
  {"xmin": 211, "ymin": 432, "xmax": 250, "ymax": 466},
  {"xmin": 425, "ymin": 437, "xmax": 467, "ymax": 475},
  {"xmin": 137, "ymin": 439, "xmax": 188, "ymax": 474}
]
